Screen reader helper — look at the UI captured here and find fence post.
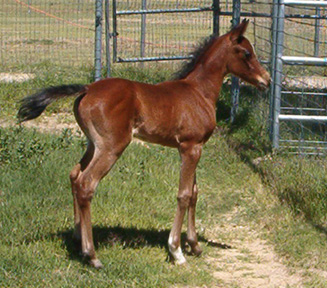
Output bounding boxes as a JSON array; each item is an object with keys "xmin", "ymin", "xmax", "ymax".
[
  {"xmin": 314, "ymin": 6, "xmax": 320, "ymax": 57},
  {"xmin": 112, "ymin": 0, "xmax": 117, "ymax": 63},
  {"xmin": 213, "ymin": 0, "xmax": 220, "ymax": 36},
  {"xmin": 269, "ymin": 0, "xmax": 279, "ymax": 140},
  {"xmin": 105, "ymin": 0, "xmax": 111, "ymax": 77},
  {"xmin": 95, "ymin": 0, "xmax": 103, "ymax": 82},
  {"xmin": 140, "ymin": 0, "xmax": 147, "ymax": 67},
  {"xmin": 272, "ymin": 0, "xmax": 285, "ymax": 149},
  {"xmin": 231, "ymin": 0, "xmax": 241, "ymax": 123}
]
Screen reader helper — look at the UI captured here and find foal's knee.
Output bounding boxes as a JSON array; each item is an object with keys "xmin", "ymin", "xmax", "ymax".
[
  {"xmin": 70, "ymin": 164, "xmax": 81, "ymax": 184},
  {"xmin": 75, "ymin": 178, "xmax": 95, "ymax": 207},
  {"xmin": 177, "ymin": 190, "xmax": 192, "ymax": 209}
]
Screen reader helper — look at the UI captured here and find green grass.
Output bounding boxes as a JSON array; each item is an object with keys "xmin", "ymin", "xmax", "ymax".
[
  {"xmin": 2, "ymin": 65, "xmax": 327, "ymax": 286},
  {"xmin": 0, "ymin": 125, "xmax": 258, "ymax": 287}
]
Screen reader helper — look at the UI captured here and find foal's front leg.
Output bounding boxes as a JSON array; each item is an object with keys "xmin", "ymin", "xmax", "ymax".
[
  {"xmin": 168, "ymin": 143, "xmax": 202, "ymax": 264},
  {"xmin": 186, "ymin": 176, "xmax": 202, "ymax": 256}
]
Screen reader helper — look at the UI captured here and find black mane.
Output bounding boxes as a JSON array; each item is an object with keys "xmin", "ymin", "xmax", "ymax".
[{"xmin": 173, "ymin": 35, "xmax": 218, "ymax": 80}]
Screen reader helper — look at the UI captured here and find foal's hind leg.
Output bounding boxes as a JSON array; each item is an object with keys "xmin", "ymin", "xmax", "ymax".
[
  {"xmin": 74, "ymin": 142, "xmax": 129, "ymax": 268},
  {"xmin": 70, "ymin": 142, "xmax": 95, "ymax": 241},
  {"xmin": 73, "ymin": 138, "xmax": 130, "ymax": 268},
  {"xmin": 186, "ymin": 175, "xmax": 202, "ymax": 256}
]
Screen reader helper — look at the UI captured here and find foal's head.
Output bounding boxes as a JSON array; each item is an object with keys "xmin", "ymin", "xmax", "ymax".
[{"xmin": 225, "ymin": 19, "xmax": 270, "ymax": 90}]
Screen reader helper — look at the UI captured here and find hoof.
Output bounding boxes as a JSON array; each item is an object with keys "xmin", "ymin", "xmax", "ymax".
[
  {"xmin": 175, "ymin": 256, "xmax": 187, "ymax": 266},
  {"xmin": 90, "ymin": 258, "xmax": 104, "ymax": 269},
  {"xmin": 169, "ymin": 246, "xmax": 187, "ymax": 265},
  {"xmin": 191, "ymin": 244, "xmax": 203, "ymax": 256}
]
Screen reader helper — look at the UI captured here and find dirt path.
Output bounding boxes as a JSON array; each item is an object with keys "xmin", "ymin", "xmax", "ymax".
[
  {"xmin": 203, "ymin": 205, "xmax": 304, "ymax": 288},
  {"xmin": 0, "ymin": 113, "xmax": 80, "ymax": 134}
]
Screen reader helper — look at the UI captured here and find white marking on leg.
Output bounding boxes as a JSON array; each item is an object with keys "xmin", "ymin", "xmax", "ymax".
[{"xmin": 168, "ymin": 235, "xmax": 186, "ymax": 265}]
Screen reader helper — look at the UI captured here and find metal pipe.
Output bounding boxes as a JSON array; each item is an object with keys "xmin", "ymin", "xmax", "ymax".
[
  {"xmin": 105, "ymin": 0, "xmax": 111, "ymax": 77},
  {"xmin": 281, "ymin": 107, "xmax": 326, "ymax": 112},
  {"xmin": 219, "ymin": 10, "xmax": 327, "ymax": 20},
  {"xmin": 231, "ymin": 0, "xmax": 241, "ymax": 124},
  {"xmin": 280, "ymin": 139, "xmax": 327, "ymax": 144},
  {"xmin": 94, "ymin": 0, "xmax": 103, "ymax": 82},
  {"xmin": 282, "ymin": 91, "xmax": 327, "ymax": 96},
  {"xmin": 284, "ymin": 0, "xmax": 327, "ymax": 7},
  {"xmin": 116, "ymin": 55, "xmax": 193, "ymax": 63},
  {"xmin": 213, "ymin": 0, "xmax": 220, "ymax": 36},
  {"xmin": 117, "ymin": 8, "xmax": 327, "ymax": 19},
  {"xmin": 140, "ymin": 0, "xmax": 147, "ymax": 66},
  {"xmin": 279, "ymin": 114, "xmax": 327, "ymax": 121},
  {"xmin": 269, "ymin": 0, "xmax": 279, "ymax": 141},
  {"xmin": 112, "ymin": 0, "xmax": 117, "ymax": 63},
  {"xmin": 272, "ymin": 0, "xmax": 285, "ymax": 149},
  {"xmin": 314, "ymin": 7, "xmax": 321, "ymax": 57},
  {"xmin": 281, "ymin": 56, "xmax": 327, "ymax": 65},
  {"xmin": 116, "ymin": 7, "xmax": 213, "ymax": 15}
]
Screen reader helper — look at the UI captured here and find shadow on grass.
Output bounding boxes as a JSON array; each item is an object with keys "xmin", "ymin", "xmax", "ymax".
[{"xmin": 55, "ymin": 225, "xmax": 232, "ymax": 264}]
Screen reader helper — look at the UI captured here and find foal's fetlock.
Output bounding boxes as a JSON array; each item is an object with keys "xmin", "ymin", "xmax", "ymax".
[
  {"xmin": 186, "ymin": 238, "xmax": 202, "ymax": 256},
  {"xmin": 81, "ymin": 250, "xmax": 103, "ymax": 269},
  {"xmin": 89, "ymin": 258, "xmax": 104, "ymax": 269},
  {"xmin": 168, "ymin": 241, "xmax": 187, "ymax": 265}
]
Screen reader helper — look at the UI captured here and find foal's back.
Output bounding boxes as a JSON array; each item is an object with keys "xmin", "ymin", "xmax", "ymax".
[{"xmin": 76, "ymin": 77, "xmax": 217, "ymax": 148}]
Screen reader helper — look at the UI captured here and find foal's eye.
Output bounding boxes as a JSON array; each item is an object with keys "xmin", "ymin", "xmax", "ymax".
[{"xmin": 244, "ymin": 51, "xmax": 251, "ymax": 59}]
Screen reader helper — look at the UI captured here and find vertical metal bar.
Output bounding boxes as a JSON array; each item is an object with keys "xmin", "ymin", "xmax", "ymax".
[
  {"xmin": 28, "ymin": 0, "xmax": 31, "ymax": 14},
  {"xmin": 269, "ymin": 0, "xmax": 279, "ymax": 140},
  {"xmin": 272, "ymin": 0, "xmax": 285, "ymax": 149},
  {"xmin": 105, "ymin": 0, "xmax": 111, "ymax": 77},
  {"xmin": 112, "ymin": 0, "xmax": 117, "ymax": 63},
  {"xmin": 213, "ymin": 0, "xmax": 220, "ymax": 36},
  {"xmin": 314, "ymin": 6, "xmax": 320, "ymax": 57},
  {"xmin": 140, "ymin": 0, "xmax": 147, "ymax": 64},
  {"xmin": 94, "ymin": 0, "xmax": 103, "ymax": 82},
  {"xmin": 231, "ymin": 0, "xmax": 241, "ymax": 123}
]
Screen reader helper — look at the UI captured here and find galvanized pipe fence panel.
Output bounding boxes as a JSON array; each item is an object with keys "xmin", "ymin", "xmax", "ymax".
[{"xmin": 271, "ymin": 0, "xmax": 327, "ymax": 155}]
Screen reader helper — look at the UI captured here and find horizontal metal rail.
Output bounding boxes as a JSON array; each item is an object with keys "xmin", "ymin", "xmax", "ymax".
[
  {"xmin": 281, "ymin": 107, "xmax": 326, "ymax": 112},
  {"xmin": 280, "ymin": 139, "xmax": 327, "ymax": 144},
  {"xmin": 286, "ymin": 151, "xmax": 327, "ymax": 155},
  {"xmin": 282, "ymin": 91, "xmax": 327, "ymax": 97},
  {"xmin": 284, "ymin": 0, "xmax": 327, "ymax": 7},
  {"xmin": 279, "ymin": 114, "xmax": 327, "ymax": 121},
  {"xmin": 116, "ymin": 55, "xmax": 192, "ymax": 63},
  {"xmin": 282, "ymin": 56, "xmax": 327, "ymax": 66},
  {"xmin": 116, "ymin": 7, "xmax": 212, "ymax": 15},
  {"xmin": 280, "ymin": 145, "xmax": 327, "ymax": 150},
  {"xmin": 117, "ymin": 9, "xmax": 327, "ymax": 19}
]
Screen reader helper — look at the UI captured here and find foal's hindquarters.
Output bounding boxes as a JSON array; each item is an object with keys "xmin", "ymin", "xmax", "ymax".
[{"xmin": 69, "ymin": 80, "xmax": 135, "ymax": 268}]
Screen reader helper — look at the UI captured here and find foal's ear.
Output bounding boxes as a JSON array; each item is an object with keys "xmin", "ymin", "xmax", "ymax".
[{"xmin": 230, "ymin": 19, "xmax": 249, "ymax": 44}]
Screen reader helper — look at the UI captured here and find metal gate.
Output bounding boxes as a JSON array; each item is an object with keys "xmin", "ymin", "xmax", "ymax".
[
  {"xmin": 111, "ymin": 0, "xmax": 219, "ymax": 64},
  {"xmin": 270, "ymin": 0, "xmax": 327, "ymax": 155}
]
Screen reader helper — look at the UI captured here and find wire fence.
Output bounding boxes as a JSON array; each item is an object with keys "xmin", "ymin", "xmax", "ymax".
[
  {"xmin": 0, "ymin": 0, "xmax": 273, "ymax": 72},
  {"xmin": 0, "ymin": 0, "xmax": 95, "ymax": 72}
]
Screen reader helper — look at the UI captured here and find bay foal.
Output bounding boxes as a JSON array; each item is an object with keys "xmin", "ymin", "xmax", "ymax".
[{"xmin": 18, "ymin": 19, "xmax": 270, "ymax": 268}]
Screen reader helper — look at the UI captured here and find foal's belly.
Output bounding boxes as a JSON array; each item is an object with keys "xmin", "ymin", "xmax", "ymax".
[{"xmin": 132, "ymin": 127, "xmax": 180, "ymax": 148}]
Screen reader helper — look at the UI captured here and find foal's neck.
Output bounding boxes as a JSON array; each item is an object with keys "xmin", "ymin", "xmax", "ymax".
[{"xmin": 183, "ymin": 36, "xmax": 229, "ymax": 104}]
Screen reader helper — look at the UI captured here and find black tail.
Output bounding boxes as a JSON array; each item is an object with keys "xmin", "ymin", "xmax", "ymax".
[{"xmin": 17, "ymin": 84, "xmax": 87, "ymax": 123}]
